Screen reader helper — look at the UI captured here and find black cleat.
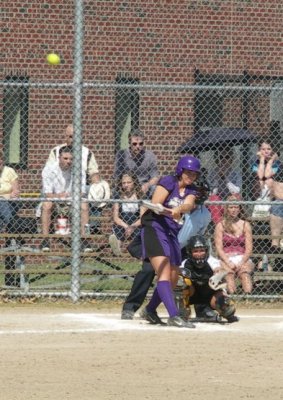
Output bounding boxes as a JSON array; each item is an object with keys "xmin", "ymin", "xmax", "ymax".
[
  {"xmin": 121, "ymin": 310, "xmax": 135, "ymax": 320},
  {"xmin": 167, "ymin": 316, "xmax": 196, "ymax": 328},
  {"xmin": 226, "ymin": 315, "xmax": 239, "ymax": 323},
  {"xmin": 140, "ymin": 308, "xmax": 165, "ymax": 325},
  {"xmin": 195, "ymin": 305, "xmax": 218, "ymax": 319}
]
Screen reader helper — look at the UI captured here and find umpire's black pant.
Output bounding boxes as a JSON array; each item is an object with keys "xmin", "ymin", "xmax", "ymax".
[
  {"xmin": 122, "ymin": 234, "xmax": 155, "ymax": 313},
  {"xmin": 122, "ymin": 260, "xmax": 155, "ymax": 313}
]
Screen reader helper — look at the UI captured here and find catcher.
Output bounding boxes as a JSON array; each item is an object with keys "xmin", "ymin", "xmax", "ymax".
[{"xmin": 175, "ymin": 235, "xmax": 239, "ymax": 323}]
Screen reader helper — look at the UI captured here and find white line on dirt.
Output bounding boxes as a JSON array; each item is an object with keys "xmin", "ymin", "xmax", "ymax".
[{"xmin": 0, "ymin": 313, "xmax": 282, "ymax": 335}]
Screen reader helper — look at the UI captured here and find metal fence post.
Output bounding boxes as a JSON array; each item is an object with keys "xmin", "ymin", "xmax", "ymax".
[{"xmin": 71, "ymin": 0, "xmax": 84, "ymax": 302}]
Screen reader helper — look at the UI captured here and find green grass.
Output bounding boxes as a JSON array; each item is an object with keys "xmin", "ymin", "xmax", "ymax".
[{"xmin": 0, "ymin": 257, "xmax": 141, "ymax": 292}]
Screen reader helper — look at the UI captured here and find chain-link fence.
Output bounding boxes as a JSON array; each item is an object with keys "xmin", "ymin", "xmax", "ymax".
[
  {"xmin": 1, "ymin": 0, "xmax": 283, "ymax": 303},
  {"xmin": 1, "ymin": 81, "xmax": 282, "ymax": 302}
]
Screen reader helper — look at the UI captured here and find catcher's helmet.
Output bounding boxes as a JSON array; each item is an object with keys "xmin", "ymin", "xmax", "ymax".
[
  {"xmin": 186, "ymin": 235, "xmax": 209, "ymax": 269},
  {"xmin": 175, "ymin": 156, "xmax": 201, "ymax": 177}
]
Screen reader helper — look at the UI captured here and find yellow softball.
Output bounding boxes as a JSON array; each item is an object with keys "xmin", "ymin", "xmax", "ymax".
[{"xmin": 46, "ymin": 53, "xmax": 61, "ymax": 65}]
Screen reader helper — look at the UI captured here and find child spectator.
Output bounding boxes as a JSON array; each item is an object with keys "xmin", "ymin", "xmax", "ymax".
[{"xmin": 109, "ymin": 172, "xmax": 144, "ymax": 256}]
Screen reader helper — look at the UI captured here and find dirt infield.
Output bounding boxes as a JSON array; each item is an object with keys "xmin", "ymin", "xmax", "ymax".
[{"xmin": 0, "ymin": 305, "xmax": 282, "ymax": 400}]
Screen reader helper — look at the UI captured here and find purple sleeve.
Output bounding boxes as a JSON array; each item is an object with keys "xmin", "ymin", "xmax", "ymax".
[
  {"xmin": 157, "ymin": 175, "xmax": 177, "ymax": 192},
  {"xmin": 158, "ymin": 175, "xmax": 198, "ymax": 196},
  {"xmin": 158, "ymin": 175, "xmax": 198, "ymax": 207}
]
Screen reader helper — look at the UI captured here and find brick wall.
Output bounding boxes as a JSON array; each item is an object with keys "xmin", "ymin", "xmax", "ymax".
[{"xmin": 1, "ymin": 0, "xmax": 282, "ymax": 192}]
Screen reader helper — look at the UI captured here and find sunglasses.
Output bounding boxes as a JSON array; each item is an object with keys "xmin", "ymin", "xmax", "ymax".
[{"xmin": 132, "ymin": 142, "xmax": 144, "ymax": 146}]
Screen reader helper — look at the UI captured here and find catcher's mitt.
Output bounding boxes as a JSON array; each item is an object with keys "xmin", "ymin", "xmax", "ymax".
[
  {"xmin": 209, "ymin": 271, "xmax": 228, "ymax": 290},
  {"xmin": 194, "ymin": 174, "xmax": 210, "ymax": 205}
]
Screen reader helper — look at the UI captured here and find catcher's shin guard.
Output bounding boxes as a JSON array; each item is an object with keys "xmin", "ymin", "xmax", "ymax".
[
  {"xmin": 174, "ymin": 276, "xmax": 192, "ymax": 320},
  {"xmin": 215, "ymin": 293, "xmax": 236, "ymax": 321}
]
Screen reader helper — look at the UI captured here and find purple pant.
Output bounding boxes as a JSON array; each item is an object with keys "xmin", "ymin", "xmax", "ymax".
[{"xmin": 141, "ymin": 221, "xmax": 182, "ymax": 266}]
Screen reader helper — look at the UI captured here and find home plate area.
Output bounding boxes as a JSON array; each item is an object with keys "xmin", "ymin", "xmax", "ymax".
[
  {"xmin": 0, "ymin": 308, "xmax": 282, "ymax": 336},
  {"xmin": 62, "ymin": 310, "xmax": 283, "ymax": 334}
]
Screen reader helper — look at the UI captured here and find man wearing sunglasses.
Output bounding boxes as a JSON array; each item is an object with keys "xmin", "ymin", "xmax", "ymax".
[{"xmin": 113, "ymin": 129, "xmax": 159, "ymax": 196}]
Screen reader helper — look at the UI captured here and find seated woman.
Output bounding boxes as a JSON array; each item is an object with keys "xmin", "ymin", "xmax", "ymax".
[
  {"xmin": 0, "ymin": 158, "xmax": 21, "ymax": 287},
  {"xmin": 252, "ymin": 138, "xmax": 283, "ymax": 255},
  {"xmin": 109, "ymin": 172, "xmax": 144, "ymax": 256},
  {"xmin": 214, "ymin": 195, "xmax": 254, "ymax": 294},
  {"xmin": 0, "ymin": 158, "xmax": 20, "ymax": 232}
]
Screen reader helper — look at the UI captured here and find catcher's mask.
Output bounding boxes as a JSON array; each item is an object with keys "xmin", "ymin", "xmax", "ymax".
[{"xmin": 186, "ymin": 235, "xmax": 209, "ymax": 269}]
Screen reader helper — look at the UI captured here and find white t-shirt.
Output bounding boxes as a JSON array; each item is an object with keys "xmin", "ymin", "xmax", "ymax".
[
  {"xmin": 42, "ymin": 162, "xmax": 86, "ymax": 195},
  {"xmin": 47, "ymin": 144, "xmax": 99, "ymax": 176}
]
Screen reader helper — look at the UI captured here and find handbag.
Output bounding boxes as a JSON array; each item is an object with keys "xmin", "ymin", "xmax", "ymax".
[{"xmin": 252, "ymin": 188, "xmax": 271, "ymax": 219}]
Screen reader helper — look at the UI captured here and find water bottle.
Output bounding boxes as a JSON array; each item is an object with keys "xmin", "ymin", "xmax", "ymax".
[
  {"xmin": 84, "ymin": 224, "xmax": 91, "ymax": 235},
  {"xmin": 261, "ymin": 254, "xmax": 268, "ymax": 272},
  {"xmin": 56, "ymin": 216, "xmax": 69, "ymax": 235}
]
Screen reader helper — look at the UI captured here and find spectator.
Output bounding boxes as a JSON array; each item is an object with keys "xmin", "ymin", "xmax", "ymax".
[
  {"xmin": 113, "ymin": 129, "xmax": 159, "ymax": 196},
  {"xmin": 253, "ymin": 139, "xmax": 283, "ymax": 254},
  {"xmin": 0, "ymin": 157, "xmax": 20, "ymax": 232},
  {"xmin": 207, "ymin": 147, "xmax": 242, "ymax": 224},
  {"xmin": 36, "ymin": 124, "xmax": 100, "ymax": 220},
  {"xmin": 0, "ymin": 157, "xmax": 22, "ymax": 288},
  {"xmin": 139, "ymin": 155, "xmax": 201, "ymax": 328},
  {"xmin": 47, "ymin": 124, "xmax": 100, "ymax": 184},
  {"xmin": 88, "ymin": 176, "xmax": 111, "ymax": 234},
  {"xmin": 109, "ymin": 172, "xmax": 144, "ymax": 256},
  {"xmin": 40, "ymin": 146, "xmax": 89, "ymax": 252},
  {"xmin": 214, "ymin": 194, "xmax": 254, "ymax": 294}
]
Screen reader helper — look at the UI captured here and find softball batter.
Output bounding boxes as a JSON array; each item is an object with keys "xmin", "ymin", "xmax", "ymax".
[{"xmin": 141, "ymin": 155, "xmax": 200, "ymax": 328}]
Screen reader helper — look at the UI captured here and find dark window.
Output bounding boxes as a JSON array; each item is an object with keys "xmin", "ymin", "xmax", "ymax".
[
  {"xmin": 3, "ymin": 76, "xmax": 29, "ymax": 168},
  {"xmin": 194, "ymin": 70, "xmax": 245, "ymax": 132},
  {"xmin": 115, "ymin": 76, "xmax": 139, "ymax": 151}
]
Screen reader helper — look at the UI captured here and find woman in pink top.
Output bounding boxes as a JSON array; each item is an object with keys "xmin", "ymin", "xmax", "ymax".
[{"xmin": 214, "ymin": 195, "xmax": 254, "ymax": 294}]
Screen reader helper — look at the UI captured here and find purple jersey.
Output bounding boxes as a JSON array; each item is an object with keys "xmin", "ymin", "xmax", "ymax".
[
  {"xmin": 142, "ymin": 175, "xmax": 198, "ymax": 235},
  {"xmin": 159, "ymin": 175, "xmax": 197, "ymax": 207},
  {"xmin": 141, "ymin": 175, "xmax": 198, "ymax": 265},
  {"xmin": 158, "ymin": 175, "xmax": 198, "ymax": 233}
]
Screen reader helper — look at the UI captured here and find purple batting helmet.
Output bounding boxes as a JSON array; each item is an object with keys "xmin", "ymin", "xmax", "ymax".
[{"xmin": 175, "ymin": 155, "xmax": 201, "ymax": 176}]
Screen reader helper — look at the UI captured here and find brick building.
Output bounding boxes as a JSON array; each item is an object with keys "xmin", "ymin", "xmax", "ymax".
[{"xmin": 1, "ymin": 0, "xmax": 282, "ymax": 193}]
